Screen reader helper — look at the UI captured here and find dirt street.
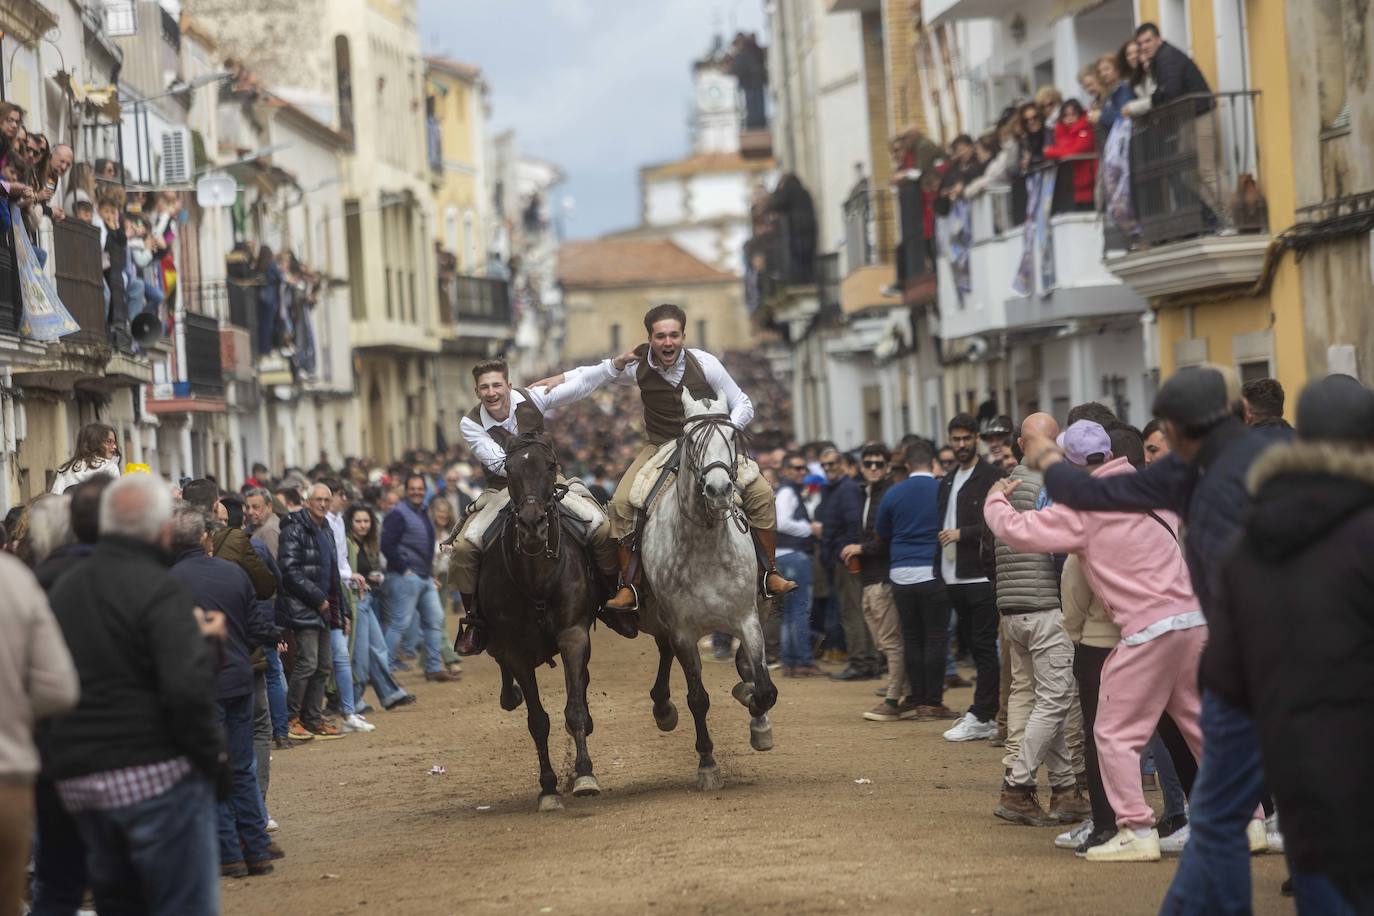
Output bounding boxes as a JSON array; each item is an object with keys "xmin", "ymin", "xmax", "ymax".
[{"xmin": 226, "ymin": 629, "xmax": 1291, "ymax": 916}]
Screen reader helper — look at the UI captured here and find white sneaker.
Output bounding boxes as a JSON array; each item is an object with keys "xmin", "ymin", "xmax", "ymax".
[
  {"xmin": 942, "ymin": 712, "xmax": 998, "ymax": 742},
  {"xmin": 342, "ymin": 714, "xmax": 376, "ymax": 733},
  {"xmin": 1084, "ymin": 827, "xmax": 1161, "ymax": 863},
  {"xmin": 1159, "ymin": 822, "xmax": 1190, "ymax": 854},
  {"xmin": 266, "ymin": 817, "xmax": 279, "ymax": 833},
  {"xmin": 1264, "ymin": 813, "xmax": 1284, "ymax": 853},
  {"xmin": 1056, "ymin": 820, "xmax": 1094, "ymax": 850},
  {"xmin": 1247, "ymin": 817, "xmax": 1268, "ymax": 854}
]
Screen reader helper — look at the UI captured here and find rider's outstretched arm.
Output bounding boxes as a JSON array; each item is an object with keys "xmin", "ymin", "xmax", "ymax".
[{"xmin": 530, "ymin": 361, "xmax": 629, "ymax": 411}]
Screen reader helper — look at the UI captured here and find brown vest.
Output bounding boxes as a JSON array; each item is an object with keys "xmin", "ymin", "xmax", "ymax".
[
  {"xmin": 634, "ymin": 344, "xmax": 717, "ymax": 446},
  {"xmin": 467, "ymin": 388, "xmax": 545, "ymax": 488}
]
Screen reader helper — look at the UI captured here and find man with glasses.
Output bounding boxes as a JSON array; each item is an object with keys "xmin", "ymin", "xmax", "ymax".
[
  {"xmin": 937, "ymin": 413, "xmax": 1006, "ymax": 741},
  {"xmin": 842, "ymin": 444, "xmax": 918, "ymax": 720},
  {"xmin": 816, "ymin": 447, "xmax": 875, "ymax": 681},
  {"xmin": 935, "ymin": 446, "xmax": 957, "ymax": 479},
  {"xmin": 775, "ymin": 453, "xmax": 822, "ymax": 677}
]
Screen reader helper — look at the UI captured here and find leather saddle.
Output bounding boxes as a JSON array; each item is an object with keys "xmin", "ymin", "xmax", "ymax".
[{"xmin": 480, "ymin": 499, "xmax": 592, "ymax": 551}]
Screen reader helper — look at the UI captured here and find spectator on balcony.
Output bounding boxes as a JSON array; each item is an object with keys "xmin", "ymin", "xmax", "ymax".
[
  {"xmin": 51, "ymin": 424, "xmax": 122, "ymax": 494},
  {"xmin": 766, "ymin": 174, "xmax": 817, "ymax": 283},
  {"xmin": 255, "ymin": 245, "xmax": 282, "ymax": 358},
  {"xmin": 1135, "ymin": 22, "xmax": 1212, "ymax": 111},
  {"xmin": 727, "ymin": 32, "xmax": 768, "ymax": 131},
  {"xmin": 1045, "ymin": 100, "xmax": 1098, "ymax": 212},
  {"xmin": 1092, "ymin": 53, "xmax": 1137, "ymax": 132},
  {"xmin": 965, "ymin": 108, "xmax": 1022, "ymax": 201},
  {"xmin": 1035, "ymin": 86, "xmax": 1064, "ymax": 128},
  {"xmin": 1079, "ymin": 65, "xmax": 1106, "ymax": 120},
  {"xmin": 0, "ymin": 102, "xmax": 22, "ymax": 160}
]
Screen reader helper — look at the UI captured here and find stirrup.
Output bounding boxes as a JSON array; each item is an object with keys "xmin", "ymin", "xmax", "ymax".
[
  {"xmin": 760, "ymin": 568, "xmax": 793, "ymax": 600},
  {"xmin": 453, "ymin": 615, "xmax": 486, "ymax": 656},
  {"xmin": 605, "ymin": 584, "xmax": 639, "ymax": 612}
]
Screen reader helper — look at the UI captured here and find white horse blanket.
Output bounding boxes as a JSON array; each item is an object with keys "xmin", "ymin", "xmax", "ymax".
[
  {"xmin": 627, "ymin": 441, "xmax": 761, "ymax": 511},
  {"xmin": 463, "ymin": 483, "xmax": 606, "ymax": 547}
]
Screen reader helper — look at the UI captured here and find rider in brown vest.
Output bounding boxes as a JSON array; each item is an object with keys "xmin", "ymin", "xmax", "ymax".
[
  {"xmin": 449, "ymin": 358, "xmax": 636, "ymax": 655},
  {"xmin": 533, "ymin": 303, "xmax": 796, "ymax": 612}
]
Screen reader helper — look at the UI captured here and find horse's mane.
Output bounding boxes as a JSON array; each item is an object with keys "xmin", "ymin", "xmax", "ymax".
[{"xmin": 509, "ymin": 429, "xmax": 558, "ymax": 464}]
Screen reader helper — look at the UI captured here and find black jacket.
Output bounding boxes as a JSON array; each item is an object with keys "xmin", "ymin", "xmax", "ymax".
[
  {"xmin": 276, "ymin": 510, "xmax": 342, "ymax": 631},
  {"xmin": 170, "ymin": 549, "xmax": 272, "ymax": 700},
  {"xmin": 1205, "ymin": 443, "xmax": 1374, "ymax": 886},
  {"xmin": 1149, "ymin": 42, "xmax": 1214, "ymax": 113},
  {"xmin": 936, "ymin": 458, "xmax": 1003, "ymax": 581},
  {"xmin": 34, "ymin": 542, "xmax": 95, "ymax": 592},
  {"xmin": 42, "ymin": 537, "xmax": 222, "ymax": 781},
  {"xmin": 856, "ymin": 477, "xmax": 893, "ymax": 587},
  {"xmin": 815, "ymin": 475, "xmax": 863, "ymax": 568}
]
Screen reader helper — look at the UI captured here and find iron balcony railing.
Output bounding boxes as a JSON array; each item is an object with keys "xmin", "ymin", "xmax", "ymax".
[
  {"xmin": 448, "ymin": 275, "xmax": 511, "ymax": 324},
  {"xmin": 182, "ymin": 311, "xmax": 224, "ymax": 397},
  {"xmin": 52, "ymin": 220, "xmax": 107, "ymax": 348},
  {"xmin": 0, "ymin": 224, "xmax": 19, "ymax": 334},
  {"xmin": 1126, "ymin": 91, "xmax": 1264, "ymax": 247},
  {"xmin": 185, "ymin": 280, "xmax": 228, "ymax": 322},
  {"xmin": 749, "ymin": 212, "xmax": 817, "ymax": 303},
  {"xmin": 843, "ymin": 184, "xmax": 876, "ymax": 271}
]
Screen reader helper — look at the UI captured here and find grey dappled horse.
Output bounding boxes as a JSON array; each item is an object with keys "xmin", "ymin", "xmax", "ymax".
[
  {"xmin": 638, "ymin": 391, "xmax": 778, "ymax": 790},
  {"xmin": 480, "ymin": 431, "xmax": 602, "ymax": 811}
]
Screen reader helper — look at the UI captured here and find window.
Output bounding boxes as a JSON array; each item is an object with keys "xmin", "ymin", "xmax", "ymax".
[
  {"xmin": 695, "ymin": 319, "xmax": 707, "ymax": 350},
  {"xmin": 385, "ymin": 267, "xmax": 393, "ymax": 319},
  {"xmin": 1238, "ymin": 360, "xmax": 1271, "ymax": 384},
  {"xmin": 610, "ymin": 323, "xmax": 621, "ymax": 352},
  {"xmin": 334, "ymin": 36, "xmax": 354, "ymax": 136},
  {"xmin": 463, "ymin": 210, "xmax": 478, "ymax": 270},
  {"xmin": 444, "ymin": 207, "xmax": 460, "ymax": 255}
]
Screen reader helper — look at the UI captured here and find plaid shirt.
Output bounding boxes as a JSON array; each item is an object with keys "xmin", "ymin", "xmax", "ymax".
[{"xmin": 56, "ymin": 756, "xmax": 193, "ymax": 813}]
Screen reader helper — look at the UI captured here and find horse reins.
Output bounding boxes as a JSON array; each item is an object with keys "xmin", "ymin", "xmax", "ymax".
[{"xmin": 678, "ymin": 412, "xmax": 749, "ymax": 532}]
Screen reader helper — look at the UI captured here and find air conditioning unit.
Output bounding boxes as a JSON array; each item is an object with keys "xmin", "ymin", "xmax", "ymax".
[{"xmin": 159, "ymin": 127, "xmax": 193, "ymax": 186}]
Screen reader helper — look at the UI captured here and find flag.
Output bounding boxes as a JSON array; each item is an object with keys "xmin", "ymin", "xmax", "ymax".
[{"xmin": 12, "ymin": 204, "xmax": 79, "ymax": 341}]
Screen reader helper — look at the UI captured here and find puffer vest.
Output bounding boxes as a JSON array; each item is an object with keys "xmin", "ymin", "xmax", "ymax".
[
  {"xmin": 466, "ymin": 388, "xmax": 546, "ymax": 489},
  {"xmin": 634, "ymin": 345, "xmax": 717, "ymax": 446},
  {"xmin": 993, "ymin": 464, "xmax": 1061, "ymax": 613}
]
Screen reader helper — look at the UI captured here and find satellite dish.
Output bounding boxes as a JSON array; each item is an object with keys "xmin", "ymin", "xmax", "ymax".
[{"xmin": 196, "ymin": 173, "xmax": 238, "ymax": 208}]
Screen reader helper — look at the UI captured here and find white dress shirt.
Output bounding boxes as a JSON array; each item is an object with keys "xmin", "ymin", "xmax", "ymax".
[
  {"xmin": 601, "ymin": 348, "xmax": 755, "ymax": 429},
  {"xmin": 459, "ymin": 364, "xmax": 607, "ymax": 476},
  {"xmin": 326, "ymin": 511, "xmax": 353, "ymax": 581},
  {"xmin": 774, "ymin": 484, "xmax": 812, "ymax": 557}
]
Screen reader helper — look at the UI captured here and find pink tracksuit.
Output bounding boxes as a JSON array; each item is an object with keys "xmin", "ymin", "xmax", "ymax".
[{"xmin": 985, "ymin": 457, "xmax": 1205, "ymax": 829}]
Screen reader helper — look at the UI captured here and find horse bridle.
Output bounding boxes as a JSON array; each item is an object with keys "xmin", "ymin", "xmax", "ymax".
[
  {"xmin": 679, "ymin": 412, "xmax": 748, "ymax": 531},
  {"xmin": 508, "ymin": 440, "xmax": 565, "ymax": 560}
]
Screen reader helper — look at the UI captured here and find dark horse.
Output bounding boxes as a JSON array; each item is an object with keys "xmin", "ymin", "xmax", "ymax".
[{"xmin": 479, "ymin": 430, "xmax": 602, "ymax": 811}]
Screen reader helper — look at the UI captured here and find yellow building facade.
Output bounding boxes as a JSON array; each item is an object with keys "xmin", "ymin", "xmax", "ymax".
[{"xmin": 1135, "ymin": 0, "xmax": 1307, "ymax": 412}]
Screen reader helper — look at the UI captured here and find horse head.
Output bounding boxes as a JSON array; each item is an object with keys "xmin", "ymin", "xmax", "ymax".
[
  {"xmin": 680, "ymin": 388, "xmax": 738, "ymax": 516},
  {"xmin": 504, "ymin": 431, "xmax": 559, "ymax": 557}
]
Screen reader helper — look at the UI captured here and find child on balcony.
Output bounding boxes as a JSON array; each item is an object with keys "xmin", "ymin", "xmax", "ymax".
[{"xmin": 1045, "ymin": 99, "xmax": 1098, "ymax": 212}]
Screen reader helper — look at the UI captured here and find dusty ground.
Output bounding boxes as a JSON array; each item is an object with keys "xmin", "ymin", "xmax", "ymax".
[{"xmin": 225, "ymin": 629, "xmax": 1291, "ymax": 916}]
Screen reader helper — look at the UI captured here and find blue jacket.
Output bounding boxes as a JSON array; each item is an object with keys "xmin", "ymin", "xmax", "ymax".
[
  {"xmin": 815, "ymin": 475, "xmax": 864, "ymax": 568},
  {"xmin": 1042, "ymin": 419, "xmax": 1291, "ymax": 616},
  {"xmin": 875, "ymin": 474, "xmax": 941, "ymax": 576},
  {"xmin": 381, "ymin": 500, "xmax": 435, "ymax": 577},
  {"xmin": 1098, "ymin": 81, "xmax": 1136, "ymax": 131},
  {"xmin": 169, "ymin": 548, "xmax": 270, "ymax": 700}
]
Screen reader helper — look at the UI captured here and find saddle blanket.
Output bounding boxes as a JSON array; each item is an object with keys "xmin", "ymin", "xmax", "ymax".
[
  {"xmin": 463, "ymin": 484, "xmax": 606, "ymax": 548},
  {"xmin": 627, "ymin": 441, "xmax": 761, "ymax": 511}
]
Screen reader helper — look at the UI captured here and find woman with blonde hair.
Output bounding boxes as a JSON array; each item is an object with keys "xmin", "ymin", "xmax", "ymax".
[{"xmin": 51, "ymin": 424, "xmax": 121, "ymax": 493}]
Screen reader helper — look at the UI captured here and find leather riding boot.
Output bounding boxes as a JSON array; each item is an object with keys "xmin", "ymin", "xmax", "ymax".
[
  {"xmin": 453, "ymin": 593, "xmax": 487, "ymax": 657},
  {"xmin": 753, "ymin": 527, "xmax": 796, "ymax": 598},
  {"xmin": 604, "ymin": 544, "xmax": 640, "ymax": 611}
]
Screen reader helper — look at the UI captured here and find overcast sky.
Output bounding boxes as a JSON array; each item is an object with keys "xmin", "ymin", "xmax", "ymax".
[{"xmin": 417, "ymin": 0, "xmax": 768, "ymax": 240}]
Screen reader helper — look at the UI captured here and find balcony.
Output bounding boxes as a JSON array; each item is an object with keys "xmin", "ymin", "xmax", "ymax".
[
  {"xmin": 1103, "ymin": 92, "xmax": 1269, "ymax": 298},
  {"xmin": 840, "ymin": 183, "xmax": 898, "ymax": 314},
  {"xmin": 182, "ymin": 312, "xmax": 224, "ymax": 397},
  {"xmin": 936, "ymin": 158, "xmax": 1145, "ymax": 347},
  {"xmin": 437, "ymin": 273, "xmax": 511, "ymax": 348}
]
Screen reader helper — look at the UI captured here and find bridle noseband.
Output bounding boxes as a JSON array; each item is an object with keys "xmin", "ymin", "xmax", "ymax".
[
  {"xmin": 679, "ymin": 412, "xmax": 748, "ymax": 531},
  {"xmin": 507, "ymin": 440, "xmax": 564, "ymax": 560}
]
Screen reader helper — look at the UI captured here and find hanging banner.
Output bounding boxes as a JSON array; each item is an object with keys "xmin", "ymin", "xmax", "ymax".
[{"xmin": 12, "ymin": 205, "xmax": 79, "ymax": 341}]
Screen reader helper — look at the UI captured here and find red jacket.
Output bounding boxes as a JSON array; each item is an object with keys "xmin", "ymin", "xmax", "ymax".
[{"xmin": 1045, "ymin": 118, "xmax": 1098, "ymax": 204}]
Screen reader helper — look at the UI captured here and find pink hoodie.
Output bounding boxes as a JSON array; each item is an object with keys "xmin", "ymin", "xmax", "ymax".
[{"xmin": 983, "ymin": 457, "xmax": 1200, "ymax": 638}]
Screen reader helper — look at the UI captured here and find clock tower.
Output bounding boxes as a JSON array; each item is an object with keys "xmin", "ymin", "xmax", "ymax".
[{"xmin": 691, "ymin": 37, "xmax": 741, "ymax": 155}]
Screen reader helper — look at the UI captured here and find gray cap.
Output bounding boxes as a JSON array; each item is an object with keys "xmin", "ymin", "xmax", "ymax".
[{"xmin": 1296, "ymin": 374, "xmax": 1374, "ymax": 443}]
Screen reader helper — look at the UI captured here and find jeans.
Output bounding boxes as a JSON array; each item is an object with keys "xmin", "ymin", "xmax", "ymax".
[
  {"xmin": 946, "ymin": 581, "xmax": 1000, "ymax": 721},
  {"xmin": 1149, "ymin": 729, "xmax": 1188, "ymax": 820},
  {"xmin": 252, "ymin": 670, "xmax": 271, "ymax": 798},
  {"xmin": 352, "ymin": 590, "xmax": 408, "ymax": 708},
  {"xmin": 384, "ymin": 573, "xmax": 446, "ymax": 674},
  {"xmin": 892, "ymin": 580, "xmax": 952, "ymax": 708},
  {"xmin": 329, "ymin": 627, "xmax": 355, "ymax": 716},
  {"xmin": 286, "ymin": 626, "xmax": 332, "ymax": 728},
  {"xmin": 945, "ymin": 611, "xmax": 958, "ymax": 677},
  {"xmin": 215, "ymin": 694, "xmax": 271, "ymax": 864},
  {"xmin": 1287, "ymin": 866, "xmax": 1374, "ymax": 916},
  {"xmin": 777, "ymin": 551, "xmax": 814, "ymax": 667},
  {"xmin": 1161, "ymin": 688, "xmax": 1267, "ymax": 915},
  {"xmin": 70, "ymin": 773, "xmax": 219, "ymax": 916},
  {"xmin": 264, "ymin": 646, "xmax": 288, "ymax": 738},
  {"xmin": 30, "ymin": 779, "xmax": 86, "ymax": 916}
]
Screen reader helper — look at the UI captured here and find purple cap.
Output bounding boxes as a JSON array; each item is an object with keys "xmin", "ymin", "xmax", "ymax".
[{"xmin": 1056, "ymin": 420, "xmax": 1112, "ymax": 466}]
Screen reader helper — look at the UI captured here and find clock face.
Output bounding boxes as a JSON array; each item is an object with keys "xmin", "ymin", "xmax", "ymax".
[{"xmin": 698, "ymin": 80, "xmax": 731, "ymax": 112}]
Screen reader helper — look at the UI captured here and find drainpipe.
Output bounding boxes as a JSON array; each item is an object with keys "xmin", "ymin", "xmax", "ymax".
[{"xmin": 1, "ymin": 369, "xmax": 15, "ymax": 512}]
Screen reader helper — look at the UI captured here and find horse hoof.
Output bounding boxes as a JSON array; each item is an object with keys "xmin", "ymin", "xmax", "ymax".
[
  {"xmin": 750, "ymin": 717, "xmax": 774, "ymax": 752},
  {"xmin": 537, "ymin": 794, "xmax": 564, "ymax": 813},
  {"xmin": 572, "ymin": 775, "xmax": 601, "ymax": 797},
  {"xmin": 697, "ymin": 765, "xmax": 724, "ymax": 792},
  {"xmin": 654, "ymin": 703, "xmax": 678, "ymax": 732},
  {"xmin": 731, "ymin": 681, "xmax": 755, "ymax": 708},
  {"xmin": 500, "ymin": 686, "xmax": 524, "ymax": 711}
]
